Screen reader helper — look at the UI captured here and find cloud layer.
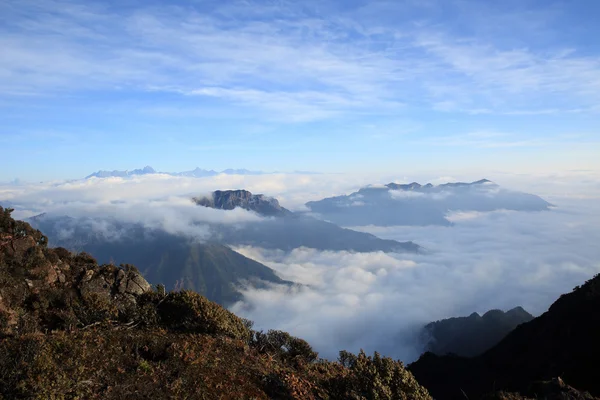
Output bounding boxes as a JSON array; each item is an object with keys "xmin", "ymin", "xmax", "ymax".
[
  {"xmin": 2, "ymin": 171, "xmax": 600, "ymax": 363},
  {"xmin": 231, "ymin": 197, "xmax": 600, "ymax": 362}
]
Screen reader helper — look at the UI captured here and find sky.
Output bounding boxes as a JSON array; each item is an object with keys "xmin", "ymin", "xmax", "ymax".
[{"xmin": 1, "ymin": 0, "xmax": 599, "ymax": 181}]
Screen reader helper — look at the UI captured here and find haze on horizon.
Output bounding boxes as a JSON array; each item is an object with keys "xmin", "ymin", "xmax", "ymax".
[{"xmin": 1, "ymin": 0, "xmax": 599, "ymax": 182}]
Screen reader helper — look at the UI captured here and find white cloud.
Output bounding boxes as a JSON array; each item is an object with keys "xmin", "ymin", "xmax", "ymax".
[
  {"xmin": 1, "ymin": 0, "xmax": 599, "ymax": 117},
  {"xmin": 231, "ymin": 197, "xmax": 600, "ymax": 362}
]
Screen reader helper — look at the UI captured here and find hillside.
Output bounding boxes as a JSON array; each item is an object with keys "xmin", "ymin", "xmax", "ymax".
[
  {"xmin": 0, "ymin": 206, "xmax": 431, "ymax": 399},
  {"xmin": 28, "ymin": 215, "xmax": 290, "ymax": 306},
  {"xmin": 409, "ymin": 274, "xmax": 600, "ymax": 399},
  {"xmin": 421, "ymin": 307, "xmax": 534, "ymax": 357}
]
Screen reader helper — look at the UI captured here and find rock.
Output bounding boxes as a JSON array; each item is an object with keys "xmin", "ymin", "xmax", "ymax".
[
  {"xmin": 82, "ymin": 269, "xmax": 94, "ymax": 282},
  {"xmin": 194, "ymin": 190, "xmax": 291, "ymax": 217},
  {"xmin": 125, "ymin": 273, "xmax": 151, "ymax": 295}
]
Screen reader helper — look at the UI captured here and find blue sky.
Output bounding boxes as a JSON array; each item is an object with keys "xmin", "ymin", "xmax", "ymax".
[{"xmin": 1, "ymin": 0, "xmax": 599, "ymax": 181}]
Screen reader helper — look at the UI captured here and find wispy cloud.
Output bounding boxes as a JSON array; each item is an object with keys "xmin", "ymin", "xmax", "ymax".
[
  {"xmin": 1, "ymin": 0, "xmax": 599, "ymax": 120},
  {"xmin": 415, "ymin": 130, "xmax": 600, "ymax": 149}
]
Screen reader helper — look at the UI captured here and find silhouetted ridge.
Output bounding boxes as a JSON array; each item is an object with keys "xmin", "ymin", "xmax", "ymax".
[
  {"xmin": 421, "ymin": 307, "xmax": 534, "ymax": 357},
  {"xmin": 410, "ymin": 273, "xmax": 600, "ymax": 399}
]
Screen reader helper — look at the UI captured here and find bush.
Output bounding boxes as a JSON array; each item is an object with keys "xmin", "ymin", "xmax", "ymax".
[
  {"xmin": 331, "ymin": 349, "xmax": 432, "ymax": 400},
  {"xmin": 252, "ymin": 329, "xmax": 318, "ymax": 365},
  {"xmin": 156, "ymin": 290, "xmax": 250, "ymax": 340}
]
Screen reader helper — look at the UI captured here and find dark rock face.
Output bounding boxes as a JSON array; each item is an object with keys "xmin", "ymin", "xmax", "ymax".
[
  {"xmin": 409, "ymin": 274, "xmax": 600, "ymax": 399},
  {"xmin": 422, "ymin": 306, "xmax": 534, "ymax": 357},
  {"xmin": 194, "ymin": 190, "xmax": 291, "ymax": 217}
]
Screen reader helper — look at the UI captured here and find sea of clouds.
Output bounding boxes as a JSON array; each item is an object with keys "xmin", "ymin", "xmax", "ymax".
[{"xmin": 1, "ymin": 170, "xmax": 600, "ymax": 362}]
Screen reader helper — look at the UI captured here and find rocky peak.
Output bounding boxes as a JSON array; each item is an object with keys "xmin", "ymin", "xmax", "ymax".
[{"xmin": 193, "ymin": 190, "xmax": 291, "ymax": 217}]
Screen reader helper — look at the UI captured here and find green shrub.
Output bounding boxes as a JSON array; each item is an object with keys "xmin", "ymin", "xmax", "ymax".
[
  {"xmin": 252, "ymin": 329, "xmax": 318, "ymax": 365},
  {"xmin": 331, "ymin": 349, "xmax": 432, "ymax": 400},
  {"xmin": 76, "ymin": 293, "xmax": 119, "ymax": 325},
  {"xmin": 156, "ymin": 290, "xmax": 250, "ymax": 340}
]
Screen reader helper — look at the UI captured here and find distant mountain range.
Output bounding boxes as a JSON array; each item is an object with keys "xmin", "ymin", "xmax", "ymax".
[
  {"xmin": 84, "ymin": 166, "xmax": 317, "ymax": 179},
  {"xmin": 306, "ymin": 179, "xmax": 552, "ymax": 226},
  {"xmin": 421, "ymin": 307, "xmax": 534, "ymax": 357}
]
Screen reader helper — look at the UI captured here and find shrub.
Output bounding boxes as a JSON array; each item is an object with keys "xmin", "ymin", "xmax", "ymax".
[
  {"xmin": 252, "ymin": 329, "xmax": 318, "ymax": 365},
  {"xmin": 76, "ymin": 293, "xmax": 119, "ymax": 326},
  {"xmin": 331, "ymin": 349, "xmax": 432, "ymax": 400},
  {"xmin": 156, "ymin": 290, "xmax": 250, "ymax": 340}
]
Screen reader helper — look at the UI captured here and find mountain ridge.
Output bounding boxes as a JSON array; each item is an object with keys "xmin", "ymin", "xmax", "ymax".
[
  {"xmin": 306, "ymin": 179, "xmax": 551, "ymax": 227},
  {"xmin": 86, "ymin": 166, "xmax": 275, "ymax": 179},
  {"xmin": 409, "ymin": 273, "xmax": 600, "ymax": 399},
  {"xmin": 421, "ymin": 306, "xmax": 534, "ymax": 357}
]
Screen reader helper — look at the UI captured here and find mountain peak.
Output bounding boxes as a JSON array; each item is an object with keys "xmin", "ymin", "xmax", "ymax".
[
  {"xmin": 193, "ymin": 189, "xmax": 291, "ymax": 217},
  {"xmin": 386, "ymin": 182, "xmax": 422, "ymax": 190}
]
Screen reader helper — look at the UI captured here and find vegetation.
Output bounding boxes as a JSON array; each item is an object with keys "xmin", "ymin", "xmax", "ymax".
[{"xmin": 0, "ymin": 207, "xmax": 431, "ymax": 399}]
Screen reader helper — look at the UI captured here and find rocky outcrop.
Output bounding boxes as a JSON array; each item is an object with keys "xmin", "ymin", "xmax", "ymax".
[
  {"xmin": 194, "ymin": 190, "xmax": 291, "ymax": 217},
  {"xmin": 78, "ymin": 263, "xmax": 151, "ymax": 310},
  {"xmin": 0, "ymin": 206, "xmax": 151, "ymax": 335}
]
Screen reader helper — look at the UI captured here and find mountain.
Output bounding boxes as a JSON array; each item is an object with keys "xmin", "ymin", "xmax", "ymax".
[
  {"xmin": 194, "ymin": 190, "xmax": 292, "ymax": 217},
  {"xmin": 194, "ymin": 190, "xmax": 420, "ymax": 253},
  {"xmin": 421, "ymin": 307, "xmax": 534, "ymax": 357},
  {"xmin": 85, "ymin": 165, "xmax": 157, "ymax": 179},
  {"xmin": 84, "ymin": 166, "xmax": 266, "ymax": 179},
  {"xmin": 28, "ymin": 215, "xmax": 290, "ymax": 306},
  {"xmin": 176, "ymin": 167, "xmax": 219, "ymax": 177},
  {"xmin": 305, "ymin": 179, "xmax": 552, "ymax": 227},
  {"xmin": 0, "ymin": 206, "xmax": 432, "ymax": 399},
  {"xmin": 409, "ymin": 274, "xmax": 600, "ymax": 399}
]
